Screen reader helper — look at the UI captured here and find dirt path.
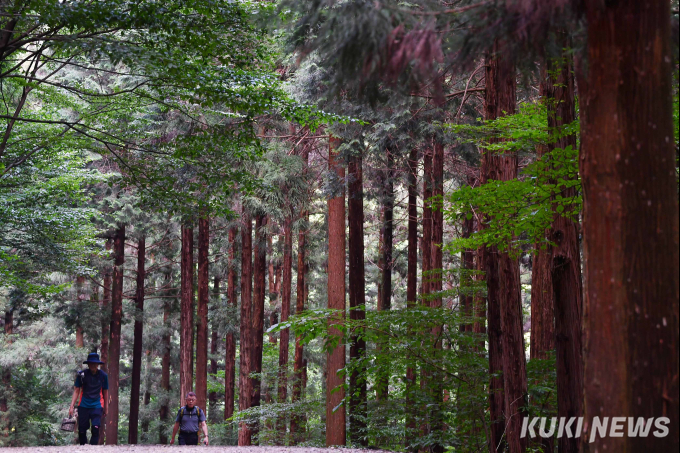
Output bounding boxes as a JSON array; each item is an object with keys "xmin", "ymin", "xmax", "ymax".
[{"xmin": 1, "ymin": 447, "xmax": 386, "ymax": 453}]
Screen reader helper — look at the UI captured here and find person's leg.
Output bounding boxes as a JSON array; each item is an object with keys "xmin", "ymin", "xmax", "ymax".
[
  {"xmin": 187, "ymin": 432, "xmax": 199, "ymax": 445},
  {"xmin": 89, "ymin": 408, "xmax": 102, "ymax": 445},
  {"xmin": 77, "ymin": 408, "xmax": 90, "ymax": 445},
  {"xmin": 178, "ymin": 432, "xmax": 187, "ymax": 445}
]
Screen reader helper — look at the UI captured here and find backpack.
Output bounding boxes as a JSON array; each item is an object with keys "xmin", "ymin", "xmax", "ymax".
[{"xmin": 178, "ymin": 405, "xmax": 203, "ymax": 423}]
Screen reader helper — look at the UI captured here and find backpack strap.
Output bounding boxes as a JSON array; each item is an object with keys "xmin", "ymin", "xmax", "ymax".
[{"xmin": 178, "ymin": 406, "xmax": 201, "ymax": 424}]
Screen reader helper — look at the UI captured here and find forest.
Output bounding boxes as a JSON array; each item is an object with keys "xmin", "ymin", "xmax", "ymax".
[{"xmin": 0, "ymin": 0, "xmax": 678, "ymax": 451}]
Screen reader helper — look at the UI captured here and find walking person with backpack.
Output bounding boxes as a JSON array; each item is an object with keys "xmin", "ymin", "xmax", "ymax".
[
  {"xmin": 170, "ymin": 392, "xmax": 209, "ymax": 445},
  {"xmin": 68, "ymin": 352, "xmax": 108, "ymax": 445}
]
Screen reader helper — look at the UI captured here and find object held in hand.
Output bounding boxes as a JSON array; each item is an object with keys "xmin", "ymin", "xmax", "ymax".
[{"xmin": 60, "ymin": 413, "xmax": 77, "ymax": 432}]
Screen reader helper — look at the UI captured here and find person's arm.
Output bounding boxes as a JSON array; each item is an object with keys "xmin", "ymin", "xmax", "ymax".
[
  {"xmin": 170, "ymin": 421, "xmax": 180, "ymax": 445},
  {"xmin": 68, "ymin": 387, "xmax": 81, "ymax": 418},
  {"xmin": 102, "ymin": 389, "xmax": 108, "ymax": 417},
  {"xmin": 201, "ymin": 421, "xmax": 209, "ymax": 445}
]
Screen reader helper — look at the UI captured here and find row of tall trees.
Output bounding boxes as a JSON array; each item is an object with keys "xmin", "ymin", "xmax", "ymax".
[{"xmin": 1, "ymin": 0, "xmax": 678, "ymax": 451}]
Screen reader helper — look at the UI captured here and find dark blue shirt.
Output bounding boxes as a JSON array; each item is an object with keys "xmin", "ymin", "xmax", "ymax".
[{"xmin": 74, "ymin": 369, "xmax": 108, "ymax": 409}]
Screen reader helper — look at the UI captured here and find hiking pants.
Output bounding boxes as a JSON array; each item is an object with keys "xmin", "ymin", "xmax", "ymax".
[
  {"xmin": 179, "ymin": 431, "xmax": 199, "ymax": 445},
  {"xmin": 77, "ymin": 407, "xmax": 102, "ymax": 445}
]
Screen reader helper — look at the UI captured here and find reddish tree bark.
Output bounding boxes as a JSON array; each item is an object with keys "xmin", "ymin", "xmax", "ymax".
[
  {"xmin": 238, "ymin": 213, "xmax": 254, "ymax": 445},
  {"xmin": 101, "ymin": 238, "xmax": 112, "ymax": 373},
  {"xmin": 291, "ymin": 210, "xmax": 308, "ymax": 442},
  {"xmin": 347, "ymin": 151, "xmax": 368, "ymax": 446},
  {"xmin": 251, "ymin": 214, "xmax": 267, "ymax": 444},
  {"xmin": 530, "ymin": 75, "xmax": 555, "ymax": 367},
  {"xmin": 580, "ymin": 1, "xmax": 679, "ymax": 450},
  {"xmin": 209, "ymin": 277, "xmax": 220, "ymax": 422},
  {"xmin": 530, "ymin": 250, "xmax": 554, "ymax": 361},
  {"xmin": 482, "ymin": 50, "xmax": 507, "ymax": 453},
  {"xmin": 543, "ymin": 50, "xmax": 583, "ymax": 453},
  {"xmin": 180, "ymin": 226, "xmax": 194, "ymax": 404},
  {"xmin": 484, "ymin": 43, "xmax": 528, "ymax": 453},
  {"xmin": 105, "ymin": 225, "xmax": 125, "ymax": 444},
  {"xmin": 225, "ymin": 226, "xmax": 238, "ymax": 421},
  {"xmin": 129, "ymin": 237, "xmax": 146, "ymax": 444},
  {"xmin": 326, "ymin": 136, "xmax": 346, "ymax": 446},
  {"xmin": 196, "ymin": 216, "xmax": 210, "ymax": 411},
  {"xmin": 276, "ymin": 216, "xmax": 293, "ymax": 443}
]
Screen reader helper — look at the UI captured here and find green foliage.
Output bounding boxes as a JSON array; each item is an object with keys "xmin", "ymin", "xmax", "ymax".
[
  {"xmin": 271, "ymin": 304, "xmax": 491, "ymax": 450},
  {"xmin": 443, "ymin": 102, "xmax": 581, "ymax": 255},
  {"xmin": 0, "ymin": 145, "xmax": 102, "ymax": 293},
  {"xmin": 444, "ymin": 101, "xmax": 578, "ymax": 153}
]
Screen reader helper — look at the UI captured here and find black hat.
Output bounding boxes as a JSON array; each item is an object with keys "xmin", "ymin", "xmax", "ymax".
[{"xmin": 83, "ymin": 352, "xmax": 105, "ymax": 365}]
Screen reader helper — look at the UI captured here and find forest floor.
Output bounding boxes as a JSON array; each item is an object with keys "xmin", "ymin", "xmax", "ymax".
[{"xmin": 1, "ymin": 447, "xmax": 387, "ymax": 453}]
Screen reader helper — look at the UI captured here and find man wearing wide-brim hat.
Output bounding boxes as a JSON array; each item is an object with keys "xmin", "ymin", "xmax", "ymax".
[{"xmin": 68, "ymin": 352, "xmax": 109, "ymax": 445}]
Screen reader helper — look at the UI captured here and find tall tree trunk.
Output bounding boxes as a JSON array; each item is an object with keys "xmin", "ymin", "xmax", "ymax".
[
  {"xmin": 482, "ymin": 50, "xmax": 507, "ymax": 453},
  {"xmin": 326, "ymin": 136, "xmax": 346, "ymax": 446},
  {"xmin": 196, "ymin": 216, "xmax": 210, "ymax": 411},
  {"xmin": 209, "ymin": 277, "xmax": 220, "ymax": 422},
  {"xmin": 580, "ymin": 1, "xmax": 679, "ymax": 450},
  {"xmin": 129, "ymin": 237, "xmax": 146, "ymax": 444},
  {"xmin": 530, "ymin": 249, "xmax": 554, "ymax": 361},
  {"xmin": 530, "ymin": 73, "xmax": 554, "ymax": 361},
  {"xmin": 159, "ymin": 273, "xmax": 172, "ymax": 444},
  {"xmin": 405, "ymin": 148, "xmax": 418, "ymax": 450},
  {"xmin": 238, "ymin": 213, "xmax": 254, "ymax": 445},
  {"xmin": 251, "ymin": 214, "xmax": 267, "ymax": 443},
  {"xmin": 277, "ymin": 216, "xmax": 293, "ymax": 443},
  {"xmin": 225, "ymin": 226, "xmax": 238, "ymax": 421},
  {"xmin": 101, "ymin": 238, "xmax": 112, "ymax": 372},
  {"xmin": 180, "ymin": 226, "xmax": 195, "ymax": 404},
  {"xmin": 377, "ymin": 149, "xmax": 394, "ymax": 401},
  {"xmin": 291, "ymin": 211, "xmax": 308, "ymax": 443},
  {"xmin": 347, "ymin": 151, "xmax": 368, "ymax": 446},
  {"xmin": 530, "ymin": 74, "xmax": 556, "ymax": 453},
  {"xmin": 485, "ymin": 42, "xmax": 528, "ymax": 453},
  {"xmin": 543, "ymin": 50, "xmax": 583, "ymax": 453},
  {"xmin": 105, "ymin": 225, "xmax": 125, "ymax": 445}
]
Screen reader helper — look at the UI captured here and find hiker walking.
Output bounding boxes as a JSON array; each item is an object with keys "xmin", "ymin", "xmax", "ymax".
[
  {"xmin": 68, "ymin": 352, "xmax": 108, "ymax": 445},
  {"xmin": 170, "ymin": 392, "xmax": 209, "ymax": 445}
]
